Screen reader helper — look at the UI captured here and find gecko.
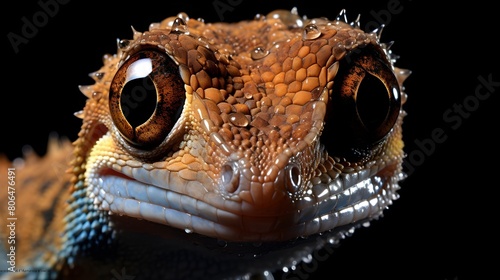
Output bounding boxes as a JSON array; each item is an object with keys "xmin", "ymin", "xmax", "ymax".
[{"xmin": 0, "ymin": 7, "xmax": 410, "ymax": 280}]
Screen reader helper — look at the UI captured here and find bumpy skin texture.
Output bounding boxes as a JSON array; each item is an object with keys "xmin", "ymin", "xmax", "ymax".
[{"xmin": 0, "ymin": 8, "xmax": 410, "ymax": 280}]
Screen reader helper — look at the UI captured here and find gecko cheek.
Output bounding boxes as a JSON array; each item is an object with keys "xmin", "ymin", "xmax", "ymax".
[
  {"xmin": 322, "ymin": 45, "xmax": 401, "ymax": 160},
  {"xmin": 109, "ymin": 49, "xmax": 186, "ymax": 149}
]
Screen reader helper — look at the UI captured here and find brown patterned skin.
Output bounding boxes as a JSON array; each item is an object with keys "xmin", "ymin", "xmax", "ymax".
[
  {"xmin": 0, "ymin": 9, "xmax": 410, "ymax": 280},
  {"xmin": 0, "ymin": 138, "xmax": 72, "ymax": 274}
]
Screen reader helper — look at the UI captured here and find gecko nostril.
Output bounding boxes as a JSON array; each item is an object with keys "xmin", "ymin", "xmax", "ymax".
[
  {"xmin": 221, "ymin": 163, "xmax": 240, "ymax": 194},
  {"xmin": 285, "ymin": 163, "xmax": 302, "ymax": 195}
]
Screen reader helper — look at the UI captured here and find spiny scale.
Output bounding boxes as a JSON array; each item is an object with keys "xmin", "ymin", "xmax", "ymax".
[
  {"xmin": 336, "ymin": 9, "xmax": 349, "ymax": 23},
  {"xmin": 350, "ymin": 14, "xmax": 362, "ymax": 28},
  {"xmin": 371, "ymin": 24, "xmax": 385, "ymax": 39},
  {"xmin": 73, "ymin": 110, "xmax": 84, "ymax": 119},
  {"xmin": 88, "ymin": 71, "xmax": 104, "ymax": 81},
  {"xmin": 78, "ymin": 85, "xmax": 93, "ymax": 98},
  {"xmin": 131, "ymin": 26, "xmax": 142, "ymax": 40}
]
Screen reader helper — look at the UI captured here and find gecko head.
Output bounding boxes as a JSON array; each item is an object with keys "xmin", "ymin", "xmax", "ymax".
[{"xmin": 71, "ymin": 9, "xmax": 410, "ymax": 248}]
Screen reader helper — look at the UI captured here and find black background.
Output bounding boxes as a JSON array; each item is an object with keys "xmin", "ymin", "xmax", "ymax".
[{"xmin": 2, "ymin": 0, "xmax": 497, "ymax": 279}]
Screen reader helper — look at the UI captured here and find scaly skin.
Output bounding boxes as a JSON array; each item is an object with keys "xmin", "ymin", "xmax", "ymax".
[{"xmin": 0, "ymin": 8, "xmax": 410, "ymax": 280}]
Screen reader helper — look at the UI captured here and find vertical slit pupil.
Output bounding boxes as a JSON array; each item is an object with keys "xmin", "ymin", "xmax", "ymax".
[{"xmin": 120, "ymin": 77, "xmax": 157, "ymax": 128}]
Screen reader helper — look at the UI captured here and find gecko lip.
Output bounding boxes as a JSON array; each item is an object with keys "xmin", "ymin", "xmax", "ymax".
[{"xmin": 88, "ymin": 160, "xmax": 401, "ymax": 242}]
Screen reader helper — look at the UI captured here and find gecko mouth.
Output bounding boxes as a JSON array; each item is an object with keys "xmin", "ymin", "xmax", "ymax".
[{"xmin": 89, "ymin": 160, "xmax": 401, "ymax": 243}]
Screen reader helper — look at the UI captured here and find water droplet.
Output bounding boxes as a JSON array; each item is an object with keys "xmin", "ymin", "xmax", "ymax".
[
  {"xmin": 251, "ymin": 47, "xmax": 270, "ymax": 60},
  {"xmin": 328, "ymin": 237, "xmax": 339, "ymax": 245},
  {"xmin": 282, "ymin": 266, "xmax": 289, "ymax": 273},
  {"xmin": 118, "ymin": 39, "xmax": 130, "ymax": 49},
  {"xmin": 302, "ymin": 24, "xmax": 321, "ymax": 40},
  {"xmin": 170, "ymin": 18, "xmax": 189, "ymax": 34},
  {"xmin": 92, "ymin": 91, "xmax": 102, "ymax": 100},
  {"xmin": 216, "ymin": 239, "xmax": 227, "ymax": 247},
  {"xmin": 267, "ymin": 9, "xmax": 303, "ymax": 28},
  {"xmin": 149, "ymin": 22, "xmax": 160, "ymax": 31},
  {"xmin": 302, "ymin": 253, "xmax": 313, "ymax": 263},
  {"xmin": 254, "ymin": 13, "xmax": 265, "ymax": 21},
  {"xmin": 89, "ymin": 71, "xmax": 104, "ymax": 81},
  {"xmin": 244, "ymin": 91, "xmax": 253, "ymax": 99},
  {"xmin": 176, "ymin": 12, "xmax": 189, "ymax": 22},
  {"xmin": 308, "ymin": 17, "xmax": 331, "ymax": 26},
  {"xmin": 184, "ymin": 228, "xmax": 192, "ymax": 234},
  {"xmin": 229, "ymin": 112, "xmax": 249, "ymax": 127}
]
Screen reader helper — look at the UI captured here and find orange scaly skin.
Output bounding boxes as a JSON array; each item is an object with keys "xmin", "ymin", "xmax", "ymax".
[{"xmin": 1, "ymin": 8, "xmax": 409, "ymax": 280}]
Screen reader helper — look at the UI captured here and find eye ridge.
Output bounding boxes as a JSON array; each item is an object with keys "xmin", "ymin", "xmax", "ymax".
[{"xmin": 109, "ymin": 49, "xmax": 186, "ymax": 149}]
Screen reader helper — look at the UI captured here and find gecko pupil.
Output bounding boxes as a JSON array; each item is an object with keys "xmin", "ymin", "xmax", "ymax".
[
  {"xmin": 356, "ymin": 73, "xmax": 390, "ymax": 130},
  {"xmin": 120, "ymin": 77, "xmax": 157, "ymax": 128}
]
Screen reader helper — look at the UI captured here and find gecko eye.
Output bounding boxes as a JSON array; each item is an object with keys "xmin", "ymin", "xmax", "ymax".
[
  {"xmin": 109, "ymin": 49, "xmax": 185, "ymax": 149},
  {"xmin": 321, "ymin": 45, "xmax": 401, "ymax": 160}
]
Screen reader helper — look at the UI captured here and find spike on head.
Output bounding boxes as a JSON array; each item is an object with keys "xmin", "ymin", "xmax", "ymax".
[
  {"xmin": 384, "ymin": 41, "xmax": 395, "ymax": 50},
  {"xmin": 74, "ymin": 110, "xmax": 84, "ymax": 119},
  {"xmin": 336, "ymin": 9, "xmax": 348, "ymax": 23},
  {"xmin": 78, "ymin": 85, "xmax": 93, "ymax": 98},
  {"xmin": 396, "ymin": 68, "xmax": 412, "ymax": 83},
  {"xmin": 350, "ymin": 14, "xmax": 361, "ymax": 28},
  {"xmin": 89, "ymin": 71, "xmax": 104, "ymax": 82},
  {"xmin": 131, "ymin": 26, "xmax": 142, "ymax": 40},
  {"xmin": 370, "ymin": 24, "xmax": 385, "ymax": 39}
]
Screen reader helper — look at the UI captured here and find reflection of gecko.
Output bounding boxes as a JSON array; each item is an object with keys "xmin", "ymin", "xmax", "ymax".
[{"xmin": 0, "ymin": 8, "xmax": 410, "ymax": 279}]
